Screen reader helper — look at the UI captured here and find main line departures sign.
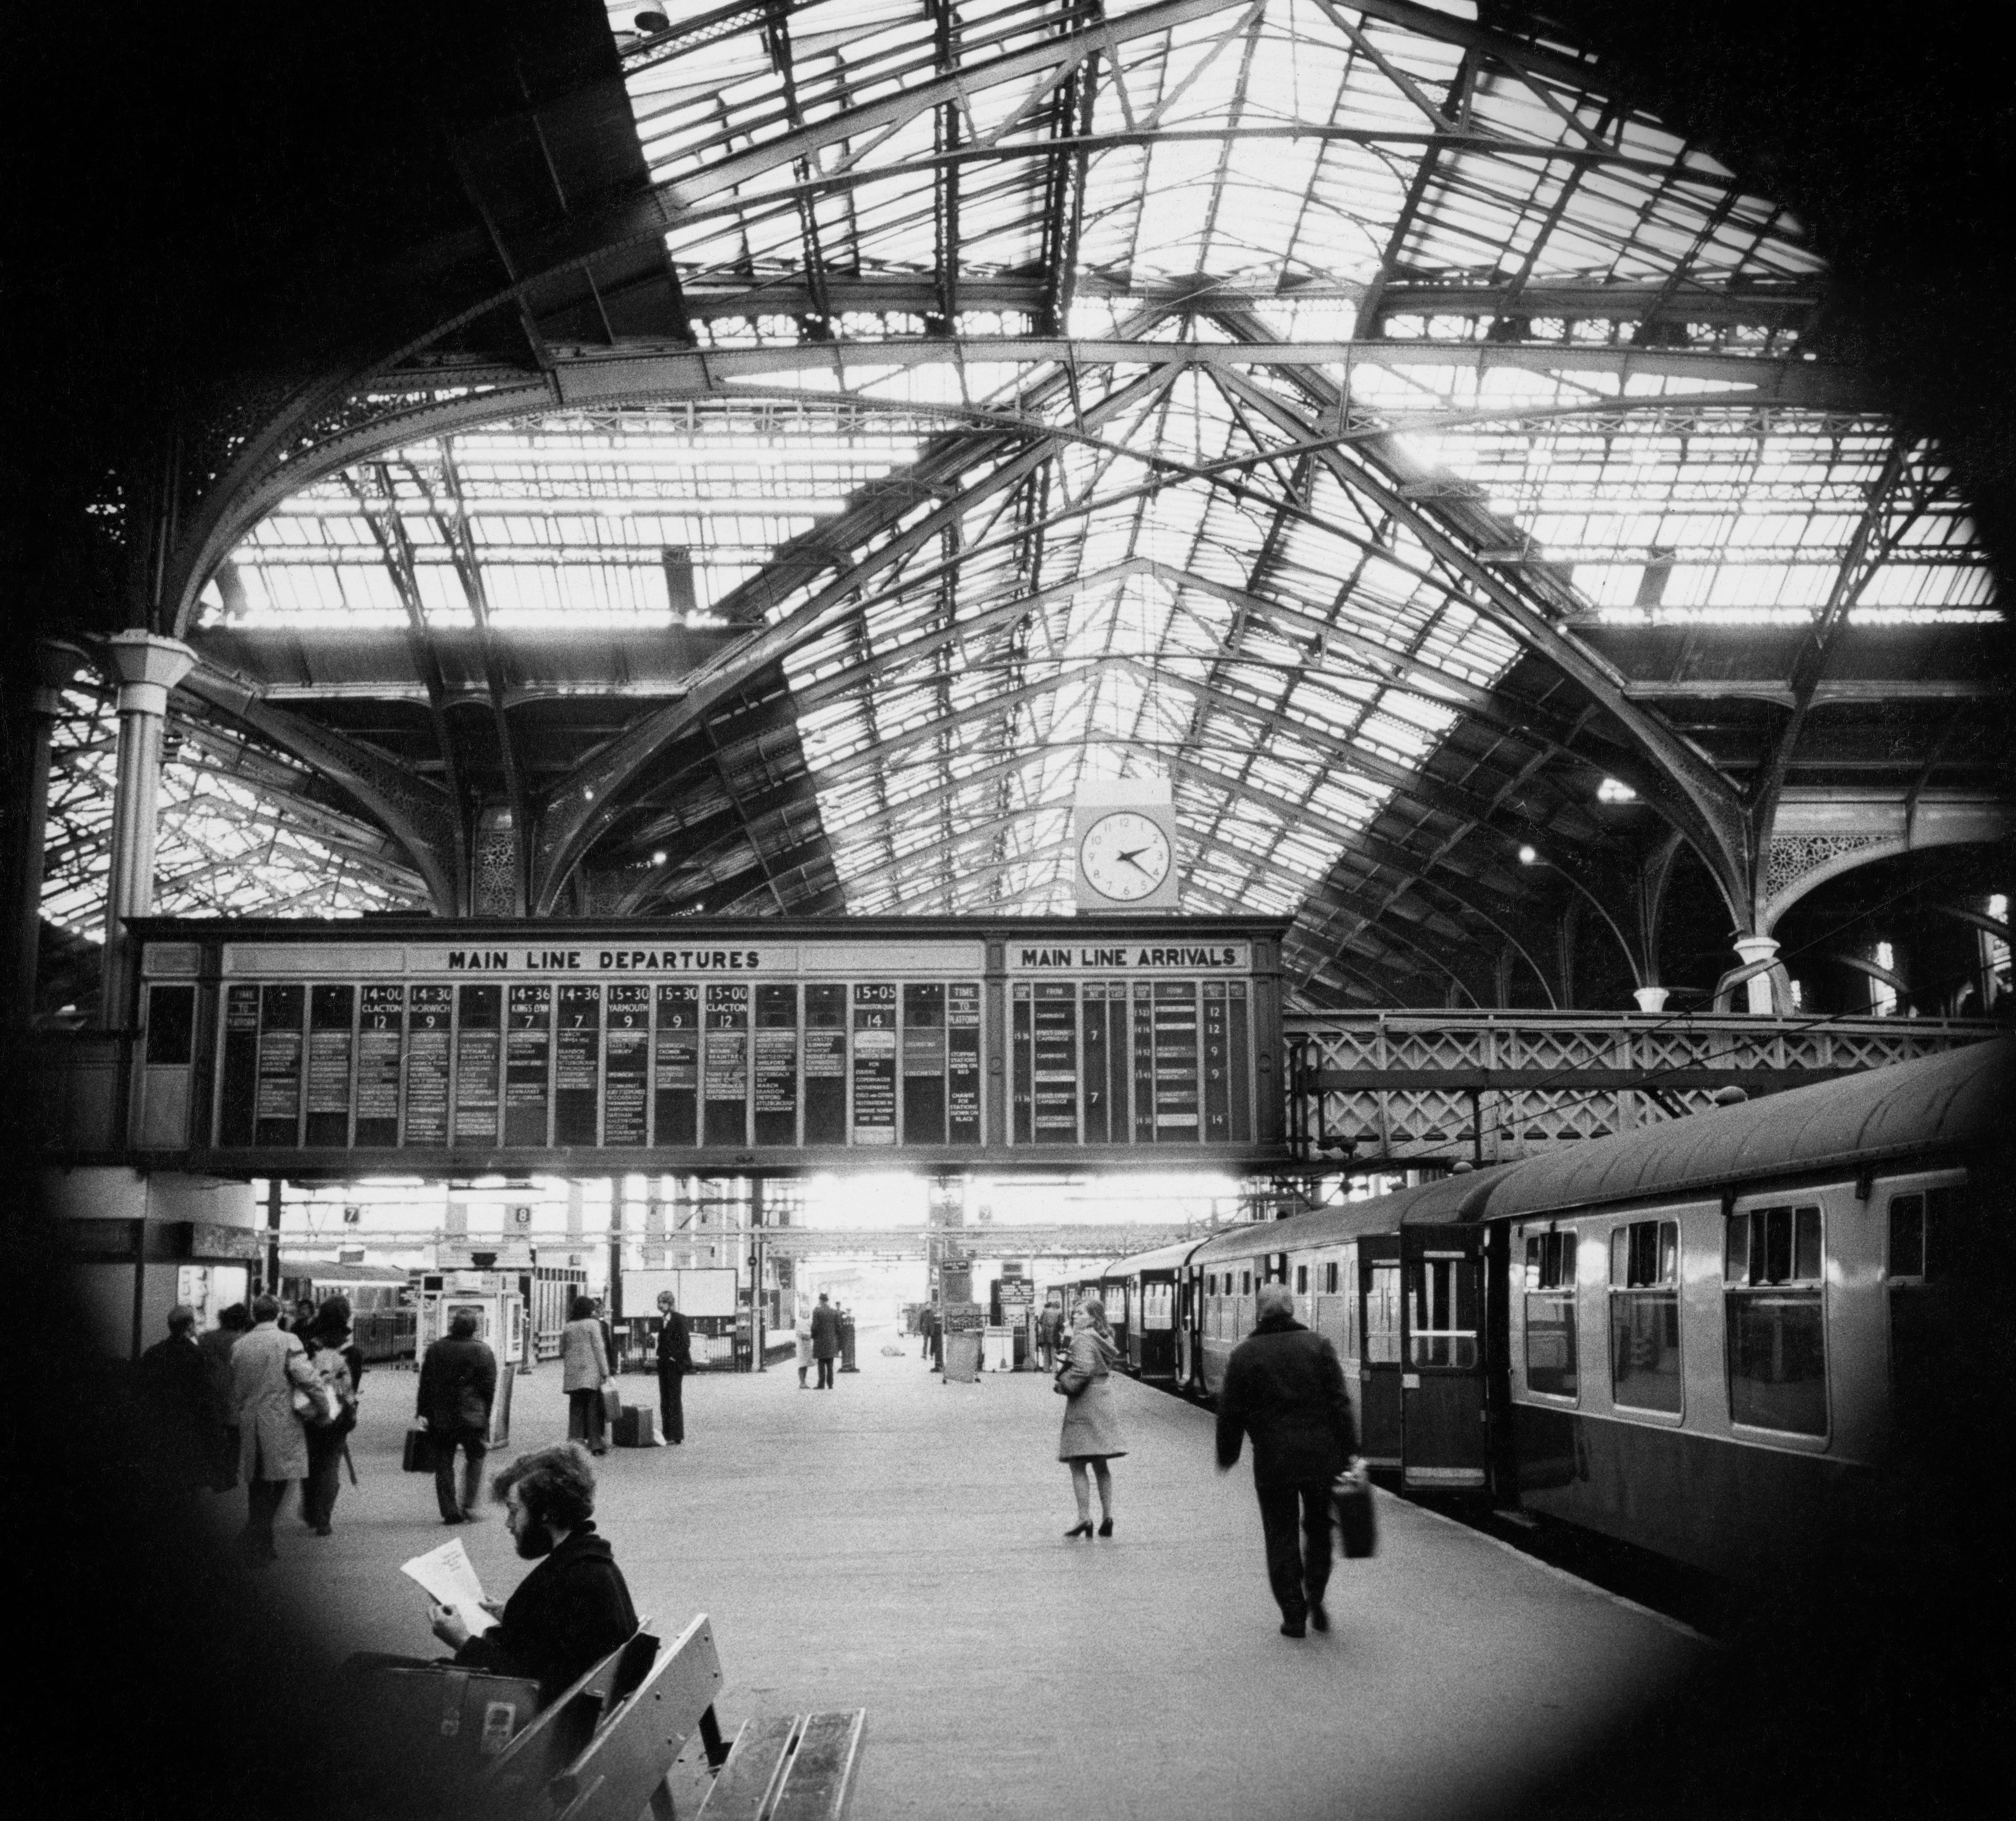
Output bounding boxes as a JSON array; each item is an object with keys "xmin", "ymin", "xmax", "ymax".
[{"xmin": 125, "ymin": 917, "xmax": 1288, "ymax": 1175}]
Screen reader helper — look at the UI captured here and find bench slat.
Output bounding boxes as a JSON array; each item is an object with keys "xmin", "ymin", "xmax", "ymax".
[
  {"xmin": 487, "ymin": 1629, "xmax": 661, "ymax": 1800},
  {"xmin": 547, "ymin": 1617, "xmax": 724, "ymax": 1821},
  {"xmin": 693, "ymin": 1713, "xmax": 801, "ymax": 1821},
  {"xmin": 769, "ymin": 1712, "xmax": 866, "ymax": 1821}
]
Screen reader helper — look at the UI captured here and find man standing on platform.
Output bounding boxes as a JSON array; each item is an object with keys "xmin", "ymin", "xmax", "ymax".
[
  {"xmin": 135, "ymin": 1304, "xmax": 210, "ymax": 1494},
  {"xmin": 229, "ymin": 1294, "xmax": 322, "ymax": 1562},
  {"xmin": 655, "ymin": 1290, "xmax": 691, "ymax": 1443},
  {"xmin": 1215, "ymin": 1282, "xmax": 1358, "ymax": 1639},
  {"xmin": 1036, "ymin": 1294, "xmax": 1065, "ymax": 1372},
  {"xmin": 810, "ymin": 1291, "xmax": 841, "ymax": 1390},
  {"xmin": 417, "ymin": 1310, "xmax": 497, "ymax": 1524},
  {"xmin": 197, "ymin": 1302, "xmax": 249, "ymax": 1492}
]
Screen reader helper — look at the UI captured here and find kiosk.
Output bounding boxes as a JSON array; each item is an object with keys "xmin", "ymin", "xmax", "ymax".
[{"xmin": 415, "ymin": 1270, "xmax": 525, "ymax": 1447}]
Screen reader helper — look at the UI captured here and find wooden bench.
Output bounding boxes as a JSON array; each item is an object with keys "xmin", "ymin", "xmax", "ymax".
[{"xmin": 482, "ymin": 1614, "xmax": 863, "ymax": 1821}]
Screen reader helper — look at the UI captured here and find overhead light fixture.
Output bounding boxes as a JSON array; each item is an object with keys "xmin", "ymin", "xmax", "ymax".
[
  {"xmin": 1517, "ymin": 844, "xmax": 1538, "ymax": 865},
  {"xmin": 651, "ymin": 851, "xmax": 667, "ymax": 865},
  {"xmin": 635, "ymin": 11, "xmax": 670, "ymax": 31}
]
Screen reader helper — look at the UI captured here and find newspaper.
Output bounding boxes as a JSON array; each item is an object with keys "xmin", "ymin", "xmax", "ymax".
[{"xmin": 399, "ymin": 1537, "xmax": 499, "ymax": 1634}]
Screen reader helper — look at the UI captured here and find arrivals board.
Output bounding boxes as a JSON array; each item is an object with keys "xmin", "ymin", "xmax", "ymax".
[{"xmin": 129, "ymin": 917, "xmax": 1287, "ymax": 1174}]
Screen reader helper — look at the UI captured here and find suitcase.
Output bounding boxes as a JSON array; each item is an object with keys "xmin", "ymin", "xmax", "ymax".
[
  {"xmin": 613, "ymin": 1405, "xmax": 658, "ymax": 1448},
  {"xmin": 350, "ymin": 1665, "xmax": 542, "ymax": 1783},
  {"xmin": 1333, "ymin": 1469, "xmax": 1378, "ymax": 1559},
  {"xmin": 403, "ymin": 1424, "xmax": 436, "ymax": 1474}
]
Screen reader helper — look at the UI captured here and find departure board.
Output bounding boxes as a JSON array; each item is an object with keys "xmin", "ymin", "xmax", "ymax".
[{"xmin": 130, "ymin": 916, "xmax": 1287, "ymax": 1170}]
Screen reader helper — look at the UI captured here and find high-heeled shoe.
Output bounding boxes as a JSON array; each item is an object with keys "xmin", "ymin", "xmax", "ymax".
[
  {"xmin": 1064, "ymin": 1521, "xmax": 1094, "ymax": 1538},
  {"xmin": 1097, "ymin": 1517, "xmax": 1113, "ymax": 1537}
]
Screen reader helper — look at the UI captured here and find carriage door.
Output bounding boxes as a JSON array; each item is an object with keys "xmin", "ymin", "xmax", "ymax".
[
  {"xmin": 1357, "ymin": 1238, "xmax": 1403, "ymax": 1469},
  {"xmin": 1400, "ymin": 1224, "xmax": 1488, "ymax": 1490}
]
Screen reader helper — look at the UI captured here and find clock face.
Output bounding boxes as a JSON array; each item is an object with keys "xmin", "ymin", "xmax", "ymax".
[{"xmin": 1078, "ymin": 811, "xmax": 1173, "ymax": 903}]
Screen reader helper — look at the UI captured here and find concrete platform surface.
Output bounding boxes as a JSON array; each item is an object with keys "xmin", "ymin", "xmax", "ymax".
[{"xmin": 229, "ymin": 1327, "xmax": 1707, "ymax": 1820}]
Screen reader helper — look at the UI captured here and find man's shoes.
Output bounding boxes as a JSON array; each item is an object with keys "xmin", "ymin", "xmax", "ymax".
[
  {"xmin": 460, "ymin": 1507, "xmax": 484, "ymax": 1523},
  {"xmin": 1279, "ymin": 1618, "xmax": 1307, "ymax": 1639},
  {"xmin": 1308, "ymin": 1601, "xmax": 1329, "ymax": 1633},
  {"xmin": 313, "ymin": 1524, "xmax": 333, "ymax": 1538},
  {"xmin": 442, "ymin": 1512, "xmax": 465, "ymax": 1524}
]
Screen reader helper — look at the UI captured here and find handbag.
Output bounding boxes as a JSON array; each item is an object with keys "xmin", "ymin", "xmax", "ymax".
[
  {"xmin": 291, "ymin": 1373, "xmax": 340, "ymax": 1427},
  {"xmin": 600, "ymin": 1379, "xmax": 622, "ymax": 1426},
  {"xmin": 1332, "ymin": 1464, "xmax": 1378, "ymax": 1559},
  {"xmin": 403, "ymin": 1423, "xmax": 436, "ymax": 1473}
]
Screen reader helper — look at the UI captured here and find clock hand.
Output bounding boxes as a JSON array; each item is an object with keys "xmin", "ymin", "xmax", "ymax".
[{"xmin": 1117, "ymin": 848, "xmax": 1153, "ymax": 872}]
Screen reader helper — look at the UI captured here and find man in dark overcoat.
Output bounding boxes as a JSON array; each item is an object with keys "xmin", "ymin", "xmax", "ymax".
[
  {"xmin": 810, "ymin": 1291, "xmax": 842, "ymax": 1390},
  {"xmin": 654, "ymin": 1291, "xmax": 692, "ymax": 1443},
  {"xmin": 1215, "ymin": 1281, "xmax": 1359, "ymax": 1638},
  {"xmin": 135, "ymin": 1304, "xmax": 210, "ymax": 1492},
  {"xmin": 417, "ymin": 1310, "xmax": 498, "ymax": 1524}
]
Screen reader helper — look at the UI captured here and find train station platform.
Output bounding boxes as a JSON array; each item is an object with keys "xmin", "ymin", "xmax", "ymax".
[{"xmin": 230, "ymin": 1328, "xmax": 1707, "ymax": 1821}]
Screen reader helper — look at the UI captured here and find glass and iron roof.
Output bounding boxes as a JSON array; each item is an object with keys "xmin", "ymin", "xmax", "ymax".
[{"xmin": 43, "ymin": 0, "xmax": 2002, "ymax": 1004}]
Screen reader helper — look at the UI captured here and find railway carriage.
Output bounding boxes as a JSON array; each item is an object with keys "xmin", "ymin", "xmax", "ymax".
[
  {"xmin": 1179, "ymin": 1039, "xmax": 2009, "ymax": 1581},
  {"xmin": 1481, "ymin": 1035, "xmax": 2008, "ymax": 1579},
  {"xmin": 1108, "ymin": 1239, "xmax": 1207, "ymax": 1382}
]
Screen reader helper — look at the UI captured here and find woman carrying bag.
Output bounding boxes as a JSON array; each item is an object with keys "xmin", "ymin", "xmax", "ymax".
[
  {"xmin": 1055, "ymin": 1296, "xmax": 1127, "ymax": 1538},
  {"xmin": 561, "ymin": 1295, "xmax": 612, "ymax": 1456}
]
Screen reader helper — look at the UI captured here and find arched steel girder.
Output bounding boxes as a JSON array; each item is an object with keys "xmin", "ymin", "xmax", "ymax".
[
  {"xmin": 164, "ymin": 0, "xmax": 1845, "ymax": 625},
  {"xmin": 1205, "ymin": 360, "xmax": 1756, "ymax": 911},
  {"xmin": 171, "ymin": 344, "xmax": 1858, "ymax": 634}
]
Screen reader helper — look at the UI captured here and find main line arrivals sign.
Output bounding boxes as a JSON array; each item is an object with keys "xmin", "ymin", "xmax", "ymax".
[{"xmin": 126, "ymin": 917, "xmax": 1286, "ymax": 1174}]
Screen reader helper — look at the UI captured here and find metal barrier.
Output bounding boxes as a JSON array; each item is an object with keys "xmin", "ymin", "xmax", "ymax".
[{"xmin": 1286, "ymin": 1011, "xmax": 2006, "ymax": 1165}]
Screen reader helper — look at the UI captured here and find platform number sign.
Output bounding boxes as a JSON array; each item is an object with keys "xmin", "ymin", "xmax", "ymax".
[
  {"xmin": 341, "ymin": 1205, "xmax": 362, "ymax": 1226},
  {"xmin": 510, "ymin": 1205, "xmax": 534, "ymax": 1228}
]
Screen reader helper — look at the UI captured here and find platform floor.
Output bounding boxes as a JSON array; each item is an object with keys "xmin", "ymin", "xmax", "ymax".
[{"xmin": 234, "ymin": 1329, "xmax": 1707, "ymax": 1820}]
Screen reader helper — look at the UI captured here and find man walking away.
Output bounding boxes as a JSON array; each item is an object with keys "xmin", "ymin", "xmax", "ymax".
[
  {"xmin": 135, "ymin": 1304, "xmax": 210, "ymax": 1495},
  {"xmin": 1036, "ymin": 1294, "xmax": 1065, "ymax": 1373},
  {"xmin": 810, "ymin": 1292, "xmax": 842, "ymax": 1390},
  {"xmin": 655, "ymin": 1291, "xmax": 691, "ymax": 1443},
  {"xmin": 417, "ymin": 1311, "xmax": 497, "ymax": 1524},
  {"xmin": 230, "ymin": 1295, "xmax": 322, "ymax": 1563},
  {"xmin": 1215, "ymin": 1282, "xmax": 1358, "ymax": 1638}
]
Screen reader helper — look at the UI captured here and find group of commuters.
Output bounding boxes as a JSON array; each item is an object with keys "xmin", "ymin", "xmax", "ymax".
[{"xmin": 134, "ymin": 1293, "xmax": 367, "ymax": 1561}]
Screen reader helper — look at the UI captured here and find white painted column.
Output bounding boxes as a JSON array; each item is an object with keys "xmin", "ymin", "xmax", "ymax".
[
  {"xmin": 1732, "ymin": 934, "xmax": 1782, "ymax": 1015},
  {"xmin": 14, "ymin": 644, "xmax": 81, "ymax": 1025},
  {"xmin": 97, "ymin": 632, "xmax": 196, "ymax": 1027}
]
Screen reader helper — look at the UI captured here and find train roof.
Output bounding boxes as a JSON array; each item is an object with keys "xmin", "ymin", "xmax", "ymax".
[
  {"xmin": 1108, "ymin": 1238, "xmax": 1209, "ymax": 1276},
  {"xmin": 1481, "ymin": 1035, "xmax": 2013, "ymax": 1222},
  {"xmin": 278, "ymin": 1258, "xmax": 413, "ymax": 1283},
  {"xmin": 1186, "ymin": 1163, "xmax": 1524, "ymax": 1263}
]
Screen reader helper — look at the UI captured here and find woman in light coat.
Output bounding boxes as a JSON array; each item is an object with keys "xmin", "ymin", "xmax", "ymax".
[
  {"xmin": 229, "ymin": 1293, "xmax": 322, "ymax": 1562},
  {"xmin": 1056, "ymin": 1295, "xmax": 1126, "ymax": 1537},
  {"xmin": 561, "ymin": 1295, "xmax": 612, "ymax": 1455}
]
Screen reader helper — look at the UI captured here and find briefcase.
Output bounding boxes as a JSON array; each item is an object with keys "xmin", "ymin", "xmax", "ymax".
[
  {"xmin": 403, "ymin": 1424, "xmax": 436, "ymax": 1474},
  {"xmin": 352, "ymin": 1664, "xmax": 542, "ymax": 1776},
  {"xmin": 1333, "ymin": 1469, "xmax": 1378, "ymax": 1559},
  {"xmin": 613, "ymin": 1405, "xmax": 658, "ymax": 1448}
]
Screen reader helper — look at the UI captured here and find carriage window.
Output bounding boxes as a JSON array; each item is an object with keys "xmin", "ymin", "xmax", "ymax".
[
  {"xmin": 1296, "ymin": 1264, "xmax": 1308, "ymax": 1294},
  {"xmin": 1888, "ymin": 1193, "xmax": 1925, "ymax": 1279},
  {"xmin": 1408, "ymin": 1255, "xmax": 1478, "ymax": 1369},
  {"xmin": 1206, "ymin": 1273, "xmax": 1217, "ymax": 1297},
  {"xmin": 1725, "ymin": 1205, "xmax": 1826, "ymax": 1435},
  {"xmin": 1523, "ymin": 1229, "xmax": 1578, "ymax": 1397},
  {"xmin": 1609, "ymin": 1220, "xmax": 1681, "ymax": 1413},
  {"xmin": 1364, "ymin": 1264, "xmax": 1400, "ymax": 1365},
  {"xmin": 1325, "ymin": 1262, "xmax": 1339, "ymax": 1294},
  {"xmin": 1241, "ymin": 1270, "xmax": 1252, "ymax": 1295}
]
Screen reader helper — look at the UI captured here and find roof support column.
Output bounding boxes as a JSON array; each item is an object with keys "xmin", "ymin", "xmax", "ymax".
[
  {"xmin": 8, "ymin": 644, "xmax": 82, "ymax": 1028},
  {"xmin": 97, "ymin": 631, "xmax": 197, "ymax": 1030}
]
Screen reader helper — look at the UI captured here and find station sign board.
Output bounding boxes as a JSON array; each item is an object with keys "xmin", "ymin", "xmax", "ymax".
[{"xmin": 126, "ymin": 916, "xmax": 1287, "ymax": 1176}]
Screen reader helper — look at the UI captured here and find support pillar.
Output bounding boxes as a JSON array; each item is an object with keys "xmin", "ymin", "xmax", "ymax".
[
  {"xmin": 97, "ymin": 632, "xmax": 196, "ymax": 1029},
  {"xmin": 1731, "ymin": 934, "xmax": 1784, "ymax": 1015},
  {"xmin": 12, "ymin": 644, "xmax": 81, "ymax": 1027}
]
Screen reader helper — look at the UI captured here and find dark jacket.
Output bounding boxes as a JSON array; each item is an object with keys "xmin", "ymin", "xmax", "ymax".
[
  {"xmin": 655, "ymin": 1310, "xmax": 691, "ymax": 1372},
  {"xmin": 1215, "ymin": 1314, "xmax": 1358, "ymax": 1488},
  {"xmin": 810, "ymin": 1303, "xmax": 842, "ymax": 1360},
  {"xmin": 417, "ymin": 1335, "xmax": 497, "ymax": 1433},
  {"xmin": 455, "ymin": 1522, "xmax": 638, "ymax": 1703},
  {"xmin": 135, "ymin": 1332, "xmax": 210, "ymax": 1485}
]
